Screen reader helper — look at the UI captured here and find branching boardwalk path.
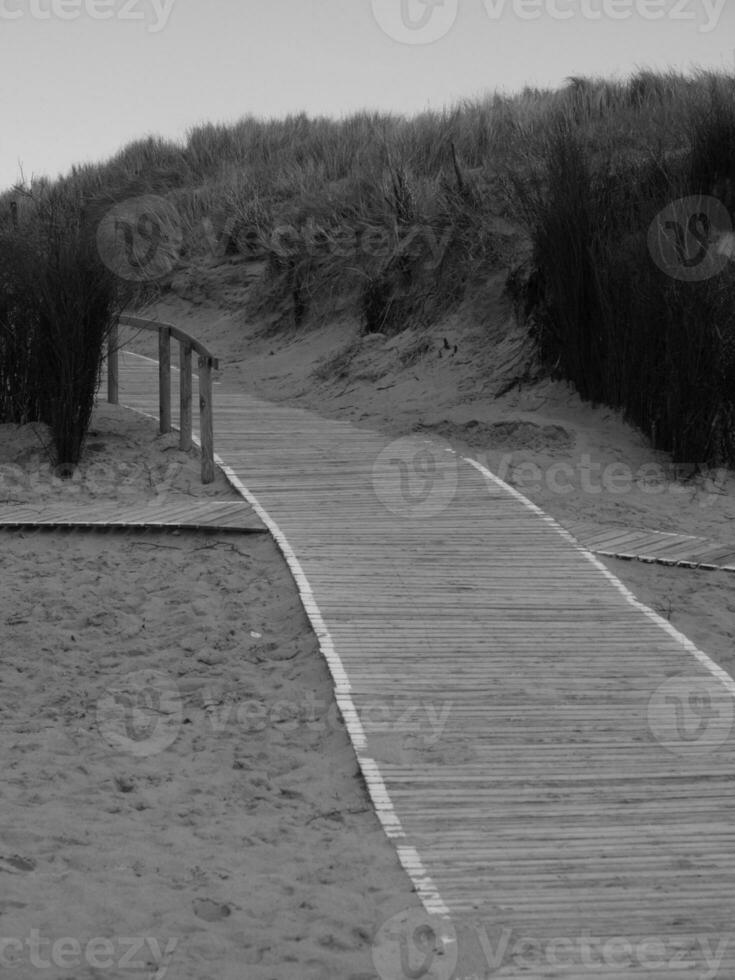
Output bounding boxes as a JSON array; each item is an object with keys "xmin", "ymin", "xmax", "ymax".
[
  {"xmin": 116, "ymin": 349, "xmax": 735, "ymax": 978},
  {"xmin": 0, "ymin": 499, "xmax": 264, "ymax": 532},
  {"xmin": 563, "ymin": 519, "xmax": 735, "ymax": 573}
]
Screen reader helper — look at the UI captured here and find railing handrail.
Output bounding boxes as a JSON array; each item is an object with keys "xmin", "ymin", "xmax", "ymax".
[
  {"xmin": 107, "ymin": 314, "xmax": 218, "ymax": 484},
  {"xmin": 118, "ymin": 314, "xmax": 220, "ymax": 369}
]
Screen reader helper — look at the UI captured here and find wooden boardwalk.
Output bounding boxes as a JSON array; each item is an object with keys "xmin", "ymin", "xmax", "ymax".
[
  {"xmin": 0, "ymin": 499, "xmax": 264, "ymax": 532},
  {"xmin": 563, "ymin": 519, "xmax": 735, "ymax": 572},
  {"xmin": 115, "ymin": 349, "xmax": 735, "ymax": 976}
]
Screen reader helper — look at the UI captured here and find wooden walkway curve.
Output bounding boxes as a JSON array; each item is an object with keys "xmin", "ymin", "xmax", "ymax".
[{"xmin": 115, "ymin": 348, "xmax": 735, "ymax": 977}]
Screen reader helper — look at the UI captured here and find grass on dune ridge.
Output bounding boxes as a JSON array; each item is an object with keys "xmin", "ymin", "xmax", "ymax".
[{"xmin": 1, "ymin": 67, "xmax": 734, "ymax": 467}]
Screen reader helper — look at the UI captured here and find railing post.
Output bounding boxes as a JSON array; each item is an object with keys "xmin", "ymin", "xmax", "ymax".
[
  {"xmin": 180, "ymin": 341, "xmax": 192, "ymax": 452},
  {"xmin": 107, "ymin": 321, "xmax": 119, "ymax": 405},
  {"xmin": 116, "ymin": 315, "xmax": 217, "ymax": 485},
  {"xmin": 198, "ymin": 354, "xmax": 215, "ymax": 484},
  {"xmin": 159, "ymin": 326, "xmax": 171, "ymax": 434}
]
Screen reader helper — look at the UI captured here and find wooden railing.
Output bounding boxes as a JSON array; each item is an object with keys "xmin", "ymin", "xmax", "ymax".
[{"xmin": 107, "ymin": 315, "xmax": 220, "ymax": 484}]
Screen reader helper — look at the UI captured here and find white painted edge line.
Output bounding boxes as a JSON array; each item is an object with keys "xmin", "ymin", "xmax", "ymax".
[
  {"xmin": 594, "ymin": 549, "xmax": 735, "ymax": 573},
  {"xmin": 116, "ymin": 349, "xmax": 223, "ymax": 386},
  {"xmin": 213, "ymin": 457, "xmax": 355, "ymax": 693},
  {"xmin": 121, "ymin": 357, "xmax": 735, "ymax": 920},
  {"xmin": 212, "ymin": 455, "xmax": 458, "ymax": 916},
  {"xmin": 359, "ymin": 761, "xmax": 451, "ymax": 916},
  {"xmin": 215, "ymin": 458, "xmax": 455, "ymax": 918},
  {"xmin": 395, "ymin": 845, "xmax": 451, "ymax": 918},
  {"xmin": 113, "ymin": 354, "xmax": 446, "ymax": 919},
  {"xmin": 114, "ymin": 392, "xmax": 356, "ymax": 703},
  {"xmin": 117, "ymin": 349, "xmax": 223, "ymax": 385},
  {"xmin": 120, "ymin": 350, "xmax": 159, "ymax": 366},
  {"xmin": 463, "ymin": 454, "xmax": 735, "ymax": 700}
]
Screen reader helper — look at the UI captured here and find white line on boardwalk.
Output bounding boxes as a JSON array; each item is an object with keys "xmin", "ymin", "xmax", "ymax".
[
  {"xmin": 112, "ymin": 344, "xmax": 735, "ymax": 964},
  {"xmin": 465, "ymin": 455, "xmax": 735, "ymax": 702},
  {"xmin": 114, "ymin": 350, "xmax": 451, "ymax": 916},
  {"xmin": 212, "ymin": 454, "xmax": 451, "ymax": 914}
]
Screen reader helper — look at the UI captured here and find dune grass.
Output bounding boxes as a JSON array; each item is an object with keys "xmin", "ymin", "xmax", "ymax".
[{"xmin": 1, "ymin": 67, "xmax": 734, "ymax": 465}]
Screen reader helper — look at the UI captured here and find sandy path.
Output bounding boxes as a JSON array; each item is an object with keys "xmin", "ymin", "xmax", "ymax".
[{"xmin": 0, "ymin": 406, "xmax": 417, "ymax": 979}]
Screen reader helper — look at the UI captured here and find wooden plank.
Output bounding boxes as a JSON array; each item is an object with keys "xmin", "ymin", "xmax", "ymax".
[
  {"xmin": 0, "ymin": 500, "xmax": 264, "ymax": 532},
  {"xmin": 179, "ymin": 341, "xmax": 193, "ymax": 452},
  {"xmin": 570, "ymin": 521, "xmax": 735, "ymax": 572},
  {"xmin": 158, "ymin": 326, "xmax": 171, "ymax": 434},
  {"xmin": 198, "ymin": 354, "xmax": 215, "ymax": 484}
]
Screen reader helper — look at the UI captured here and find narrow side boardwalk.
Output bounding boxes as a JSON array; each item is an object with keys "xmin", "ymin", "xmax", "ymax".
[
  {"xmin": 0, "ymin": 499, "xmax": 264, "ymax": 532},
  {"xmin": 564, "ymin": 518, "xmax": 735, "ymax": 571},
  {"xmin": 117, "ymin": 348, "xmax": 735, "ymax": 977}
]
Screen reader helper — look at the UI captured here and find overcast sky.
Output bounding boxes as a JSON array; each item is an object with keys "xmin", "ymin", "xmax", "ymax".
[{"xmin": 1, "ymin": 0, "xmax": 733, "ymax": 191}]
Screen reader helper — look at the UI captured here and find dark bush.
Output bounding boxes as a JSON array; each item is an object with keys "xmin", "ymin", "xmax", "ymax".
[{"xmin": 0, "ymin": 184, "xmax": 128, "ymax": 469}]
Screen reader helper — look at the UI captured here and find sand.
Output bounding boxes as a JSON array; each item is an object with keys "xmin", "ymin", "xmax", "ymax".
[
  {"xmin": 0, "ymin": 406, "xmax": 416, "ymax": 980},
  {"xmin": 1, "ymin": 260, "xmax": 734, "ymax": 977}
]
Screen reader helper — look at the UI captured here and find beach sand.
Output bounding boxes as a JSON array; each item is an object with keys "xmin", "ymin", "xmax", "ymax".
[
  {"xmin": 1, "ymin": 267, "xmax": 734, "ymax": 976},
  {"xmin": 0, "ymin": 406, "xmax": 417, "ymax": 980}
]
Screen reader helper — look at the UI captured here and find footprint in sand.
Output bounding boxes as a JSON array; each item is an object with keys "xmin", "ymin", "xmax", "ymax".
[
  {"xmin": 0, "ymin": 855, "xmax": 36, "ymax": 873},
  {"xmin": 193, "ymin": 898, "xmax": 232, "ymax": 922}
]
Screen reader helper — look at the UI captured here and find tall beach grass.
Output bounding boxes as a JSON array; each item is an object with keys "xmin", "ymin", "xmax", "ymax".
[{"xmin": 1, "ymin": 66, "xmax": 733, "ymax": 465}]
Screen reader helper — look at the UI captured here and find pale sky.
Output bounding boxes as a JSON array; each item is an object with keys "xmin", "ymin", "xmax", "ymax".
[{"xmin": 1, "ymin": 0, "xmax": 733, "ymax": 192}]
